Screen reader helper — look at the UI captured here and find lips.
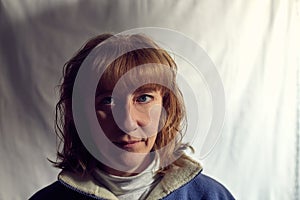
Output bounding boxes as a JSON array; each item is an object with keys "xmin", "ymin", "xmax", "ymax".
[{"xmin": 113, "ymin": 139, "xmax": 145, "ymax": 149}]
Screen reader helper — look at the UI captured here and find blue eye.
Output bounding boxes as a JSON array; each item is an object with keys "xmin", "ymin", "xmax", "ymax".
[
  {"xmin": 136, "ymin": 95, "xmax": 153, "ymax": 103},
  {"xmin": 100, "ymin": 97, "xmax": 114, "ymax": 105}
]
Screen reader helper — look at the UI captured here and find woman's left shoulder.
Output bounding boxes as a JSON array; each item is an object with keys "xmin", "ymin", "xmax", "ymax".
[
  {"xmin": 190, "ymin": 172, "xmax": 235, "ymax": 199},
  {"xmin": 163, "ymin": 170, "xmax": 235, "ymax": 200},
  {"xmin": 163, "ymin": 155, "xmax": 235, "ymax": 199}
]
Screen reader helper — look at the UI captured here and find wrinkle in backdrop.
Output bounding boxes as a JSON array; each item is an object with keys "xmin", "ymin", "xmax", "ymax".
[{"xmin": 0, "ymin": 0, "xmax": 299, "ymax": 199}]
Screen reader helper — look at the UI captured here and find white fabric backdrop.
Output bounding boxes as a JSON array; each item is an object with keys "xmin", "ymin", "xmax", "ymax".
[{"xmin": 0, "ymin": 0, "xmax": 299, "ymax": 199}]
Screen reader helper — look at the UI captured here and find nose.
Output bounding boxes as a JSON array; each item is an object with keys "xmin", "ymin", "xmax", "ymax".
[{"xmin": 113, "ymin": 100, "xmax": 139, "ymax": 133}]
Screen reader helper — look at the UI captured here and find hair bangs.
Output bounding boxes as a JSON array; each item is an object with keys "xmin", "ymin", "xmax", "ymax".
[{"xmin": 97, "ymin": 48, "xmax": 176, "ymax": 94}]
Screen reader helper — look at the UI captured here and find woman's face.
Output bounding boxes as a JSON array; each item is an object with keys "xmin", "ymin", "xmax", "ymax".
[{"xmin": 95, "ymin": 82, "xmax": 163, "ymax": 175}]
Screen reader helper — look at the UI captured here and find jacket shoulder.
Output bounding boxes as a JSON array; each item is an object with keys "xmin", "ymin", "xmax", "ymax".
[
  {"xmin": 194, "ymin": 173, "xmax": 234, "ymax": 199},
  {"xmin": 29, "ymin": 181, "xmax": 96, "ymax": 200},
  {"xmin": 163, "ymin": 173, "xmax": 235, "ymax": 200}
]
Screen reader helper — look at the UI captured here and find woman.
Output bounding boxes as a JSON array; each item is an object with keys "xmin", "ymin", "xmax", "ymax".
[{"xmin": 30, "ymin": 33, "xmax": 234, "ymax": 199}]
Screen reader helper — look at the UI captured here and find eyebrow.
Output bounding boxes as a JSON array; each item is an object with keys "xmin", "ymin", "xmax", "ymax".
[{"xmin": 134, "ymin": 85, "xmax": 160, "ymax": 93}]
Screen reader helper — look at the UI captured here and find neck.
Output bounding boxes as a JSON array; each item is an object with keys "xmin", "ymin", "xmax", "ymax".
[{"xmin": 97, "ymin": 154, "xmax": 153, "ymax": 177}]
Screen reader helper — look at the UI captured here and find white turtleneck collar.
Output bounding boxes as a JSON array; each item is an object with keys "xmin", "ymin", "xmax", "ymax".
[{"xmin": 91, "ymin": 155, "xmax": 161, "ymax": 200}]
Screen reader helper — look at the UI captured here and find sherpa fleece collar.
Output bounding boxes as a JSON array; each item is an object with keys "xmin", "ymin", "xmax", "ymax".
[{"xmin": 58, "ymin": 155, "xmax": 202, "ymax": 200}]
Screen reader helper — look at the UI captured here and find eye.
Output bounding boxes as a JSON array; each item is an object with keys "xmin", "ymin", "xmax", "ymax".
[
  {"xmin": 99, "ymin": 96, "xmax": 114, "ymax": 105},
  {"xmin": 136, "ymin": 94, "xmax": 153, "ymax": 103}
]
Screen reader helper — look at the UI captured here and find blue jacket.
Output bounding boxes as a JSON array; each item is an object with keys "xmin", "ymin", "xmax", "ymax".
[{"xmin": 30, "ymin": 155, "xmax": 234, "ymax": 200}]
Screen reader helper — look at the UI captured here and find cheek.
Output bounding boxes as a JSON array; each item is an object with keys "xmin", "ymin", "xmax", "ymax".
[
  {"xmin": 97, "ymin": 110, "xmax": 115, "ymax": 122},
  {"xmin": 147, "ymin": 135, "xmax": 157, "ymax": 150},
  {"xmin": 96, "ymin": 111, "xmax": 115, "ymax": 134},
  {"xmin": 150, "ymin": 105, "xmax": 162, "ymax": 119},
  {"xmin": 96, "ymin": 111, "xmax": 106, "ymax": 125},
  {"xmin": 143, "ymin": 104, "xmax": 164, "ymax": 135},
  {"xmin": 96, "ymin": 109, "xmax": 113, "ymax": 118}
]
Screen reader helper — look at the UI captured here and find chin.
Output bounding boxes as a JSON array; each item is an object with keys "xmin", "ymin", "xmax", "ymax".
[{"xmin": 106, "ymin": 151, "xmax": 150, "ymax": 174}]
